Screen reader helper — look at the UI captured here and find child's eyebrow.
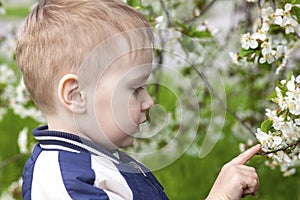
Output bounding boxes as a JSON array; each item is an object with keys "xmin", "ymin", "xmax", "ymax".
[{"xmin": 129, "ymin": 72, "xmax": 151, "ymax": 83}]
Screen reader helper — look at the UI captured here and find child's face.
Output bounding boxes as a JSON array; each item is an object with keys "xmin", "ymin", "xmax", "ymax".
[{"xmin": 91, "ymin": 50, "xmax": 154, "ymax": 150}]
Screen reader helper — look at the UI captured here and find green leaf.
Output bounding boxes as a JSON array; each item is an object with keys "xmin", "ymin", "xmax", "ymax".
[
  {"xmin": 266, "ymin": 91, "xmax": 277, "ymax": 101},
  {"xmin": 277, "ymin": 83, "xmax": 288, "ymax": 96},
  {"xmin": 291, "ymin": 0, "xmax": 300, "ymax": 4},
  {"xmin": 3, "ymin": 6, "xmax": 30, "ymax": 18},
  {"xmin": 172, "ymin": 2, "xmax": 181, "ymax": 9},
  {"xmin": 127, "ymin": 0, "xmax": 141, "ymax": 8},
  {"xmin": 269, "ymin": 24, "xmax": 282, "ymax": 34},
  {"xmin": 190, "ymin": 30, "xmax": 212, "ymax": 38},
  {"xmin": 292, "ymin": 6, "xmax": 300, "ymax": 24},
  {"xmin": 239, "ymin": 48, "xmax": 255, "ymax": 58},
  {"xmin": 175, "ymin": 22, "xmax": 212, "ymax": 39},
  {"xmin": 261, "ymin": 119, "xmax": 273, "ymax": 133},
  {"xmin": 286, "ymin": 71, "xmax": 294, "ymax": 82},
  {"xmin": 180, "ymin": 37, "xmax": 196, "ymax": 52},
  {"xmin": 258, "ymin": 62, "xmax": 272, "ymax": 70}
]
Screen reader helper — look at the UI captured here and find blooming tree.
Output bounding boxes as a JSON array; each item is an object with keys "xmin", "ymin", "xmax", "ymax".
[
  {"xmin": 231, "ymin": 2, "xmax": 300, "ymax": 74},
  {"xmin": 256, "ymin": 73, "xmax": 300, "ymax": 176},
  {"xmin": 231, "ymin": 0, "xmax": 300, "ymax": 176},
  {"xmin": 0, "ymin": 0, "xmax": 300, "ymax": 199}
]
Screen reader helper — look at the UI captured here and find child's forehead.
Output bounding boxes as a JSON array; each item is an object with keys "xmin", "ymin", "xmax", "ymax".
[
  {"xmin": 77, "ymin": 30, "xmax": 153, "ymax": 84},
  {"xmin": 108, "ymin": 49, "xmax": 152, "ymax": 71},
  {"xmin": 91, "ymin": 51, "xmax": 152, "ymax": 89}
]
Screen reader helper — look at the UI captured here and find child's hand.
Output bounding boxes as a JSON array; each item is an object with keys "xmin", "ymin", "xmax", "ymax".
[{"xmin": 206, "ymin": 144, "xmax": 261, "ymax": 200}]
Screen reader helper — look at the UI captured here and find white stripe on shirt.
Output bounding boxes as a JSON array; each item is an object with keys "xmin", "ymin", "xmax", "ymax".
[
  {"xmin": 31, "ymin": 151, "xmax": 72, "ymax": 200},
  {"xmin": 91, "ymin": 155, "xmax": 133, "ymax": 200}
]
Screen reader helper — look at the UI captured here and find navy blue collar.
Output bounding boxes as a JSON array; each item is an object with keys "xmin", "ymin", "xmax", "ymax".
[{"xmin": 33, "ymin": 125, "xmax": 120, "ymax": 163}]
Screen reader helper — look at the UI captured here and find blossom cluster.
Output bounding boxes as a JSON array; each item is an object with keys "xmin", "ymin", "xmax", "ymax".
[
  {"xmin": 0, "ymin": 178, "xmax": 22, "ymax": 200},
  {"xmin": 0, "ymin": 15, "xmax": 44, "ymax": 123},
  {"xmin": 230, "ymin": 3, "xmax": 300, "ymax": 74},
  {"xmin": 255, "ymin": 73, "xmax": 300, "ymax": 176},
  {"xmin": 0, "ymin": 25, "xmax": 18, "ymax": 59},
  {"xmin": 230, "ymin": 1, "xmax": 300, "ymax": 176},
  {"xmin": 0, "ymin": 63, "xmax": 43, "ymax": 122}
]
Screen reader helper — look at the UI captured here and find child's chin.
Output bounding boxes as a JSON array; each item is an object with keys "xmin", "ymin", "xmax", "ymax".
[
  {"xmin": 135, "ymin": 126, "xmax": 140, "ymax": 133},
  {"xmin": 119, "ymin": 137, "xmax": 135, "ymax": 148},
  {"xmin": 129, "ymin": 126, "xmax": 140, "ymax": 135}
]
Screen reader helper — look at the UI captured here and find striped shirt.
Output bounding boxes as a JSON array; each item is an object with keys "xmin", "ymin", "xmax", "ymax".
[{"xmin": 22, "ymin": 126, "xmax": 169, "ymax": 200}]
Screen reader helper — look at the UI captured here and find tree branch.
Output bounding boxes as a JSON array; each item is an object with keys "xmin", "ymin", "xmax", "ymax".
[
  {"xmin": 0, "ymin": 154, "xmax": 23, "ymax": 169},
  {"xmin": 258, "ymin": 139, "xmax": 300, "ymax": 156},
  {"xmin": 159, "ymin": 0, "xmax": 173, "ymax": 27},
  {"xmin": 191, "ymin": 66, "xmax": 257, "ymax": 137},
  {"xmin": 184, "ymin": 0, "xmax": 219, "ymax": 24},
  {"xmin": 269, "ymin": 0, "xmax": 276, "ymax": 10},
  {"xmin": 152, "ymin": 30, "xmax": 166, "ymax": 102},
  {"xmin": 294, "ymin": 31, "xmax": 300, "ymax": 40},
  {"xmin": 258, "ymin": 0, "xmax": 263, "ymax": 29}
]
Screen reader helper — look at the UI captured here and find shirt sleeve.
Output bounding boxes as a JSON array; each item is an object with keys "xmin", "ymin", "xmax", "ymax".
[{"xmin": 27, "ymin": 150, "xmax": 127, "ymax": 200}]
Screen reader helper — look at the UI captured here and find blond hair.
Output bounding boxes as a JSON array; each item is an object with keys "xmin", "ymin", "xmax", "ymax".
[{"xmin": 16, "ymin": 0, "xmax": 151, "ymax": 115}]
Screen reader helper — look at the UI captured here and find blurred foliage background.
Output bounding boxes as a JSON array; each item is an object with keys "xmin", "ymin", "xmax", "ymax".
[{"xmin": 0, "ymin": 0, "xmax": 299, "ymax": 199}]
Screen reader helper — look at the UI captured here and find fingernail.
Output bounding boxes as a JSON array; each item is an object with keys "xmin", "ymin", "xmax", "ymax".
[{"xmin": 255, "ymin": 144, "xmax": 262, "ymax": 150}]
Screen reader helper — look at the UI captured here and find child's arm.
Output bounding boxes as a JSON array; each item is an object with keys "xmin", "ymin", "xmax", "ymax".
[{"xmin": 206, "ymin": 144, "xmax": 261, "ymax": 200}]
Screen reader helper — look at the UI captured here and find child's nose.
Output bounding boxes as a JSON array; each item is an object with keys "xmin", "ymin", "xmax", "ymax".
[{"xmin": 141, "ymin": 93, "xmax": 154, "ymax": 111}]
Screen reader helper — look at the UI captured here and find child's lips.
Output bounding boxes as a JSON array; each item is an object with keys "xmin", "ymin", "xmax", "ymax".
[
  {"xmin": 132, "ymin": 118, "xmax": 147, "ymax": 134},
  {"xmin": 139, "ymin": 118, "xmax": 147, "ymax": 124},
  {"xmin": 135, "ymin": 121, "xmax": 145, "ymax": 133},
  {"xmin": 132, "ymin": 126, "xmax": 140, "ymax": 134}
]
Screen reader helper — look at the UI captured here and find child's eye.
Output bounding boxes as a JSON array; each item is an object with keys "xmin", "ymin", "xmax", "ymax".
[{"xmin": 133, "ymin": 87, "xmax": 145, "ymax": 95}]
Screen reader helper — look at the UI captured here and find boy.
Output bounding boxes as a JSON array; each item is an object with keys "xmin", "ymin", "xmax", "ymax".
[{"xmin": 16, "ymin": 0, "xmax": 261, "ymax": 199}]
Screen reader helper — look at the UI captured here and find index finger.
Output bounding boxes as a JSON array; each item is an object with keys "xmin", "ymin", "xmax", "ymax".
[{"xmin": 230, "ymin": 144, "xmax": 261, "ymax": 164}]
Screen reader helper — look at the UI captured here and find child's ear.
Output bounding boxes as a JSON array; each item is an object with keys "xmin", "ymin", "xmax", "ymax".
[{"xmin": 58, "ymin": 74, "xmax": 86, "ymax": 113}]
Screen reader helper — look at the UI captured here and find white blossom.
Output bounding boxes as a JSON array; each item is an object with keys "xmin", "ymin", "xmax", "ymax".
[
  {"xmin": 274, "ymin": 3, "xmax": 298, "ymax": 34},
  {"xmin": 15, "ymin": 78, "xmax": 31, "ymax": 104},
  {"xmin": 18, "ymin": 127, "xmax": 29, "ymax": 154},
  {"xmin": 0, "ymin": 177, "xmax": 23, "ymax": 200},
  {"xmin": 239, "ymin": 143, "xmax": 247, "ymax": 152},
  {"xmin": 0, "ymin": 33, "xmax": 17, "ymax": 59},
  {"xmin": 274, "ymin": 9, "xmax": 285, "ymax": 25},
  {"xmin": 0, "ymin": 7, "xmax": 6, "ymax": 15},
  {"xmin": 241, "ymin": 33, "xmax": 259, "ymax": 50},
  {"xmin": 296, "ymin": 75, "xmax": 300, "ymax": 83},
  {"xmin": 155, "ymin": 16, "xmax": 164, "ymax": 28},
  {"xmin": 285, "ymin": 76, "xmax": 300, "ymax": 115},
  {"xmin": 275, "ymin": 87, "xmax": 287, "ymax": 110},
  {"xmin": 266, "ymin": 109, "xmax": 285, "ymax": 130},
  {"xmin": 273, "ymin": 136, "xmax": 283, "ymax": 146},
  {"xmin": 275, "ymin": 45, "xmax": 286, "ymax": 59},
  {"xmin": 0, "ymin": 192, "xmax": 15, "ymax": 200},
  {"xmin": 277, "ymin": 151, "xmax": 292, "ymax": 163},
  {"xmin": 255, "ymin": 128, "xmax": 271, "ymax": 150},
  {"xmin": 285, "ymin": 3, "xmax": 293, "ymax": 12},
  {"xmin": 275, "ymin": 45, "xmax": 288, "ymax": 74},
  {"xmin": 259, "ymin": 51, "xmax": 276, "ymax": 64},
  {"xmin": 283, "ymin": 168, "xmax": 296, "ymax": 177},
  {"xmin": 252, "ymin": 29, "xmax": 267, "ymax": 41},
  {"xmin": 229, "ymin": 52, "xmax": 239, "ymax": 65},
  {"xmin": 259, "ymin": 41, "xmax": 276, "ymax": 64},
  {"xmin": 261, "ymin": 7, "xmax": 274, "ymax": 30},
  {"xmin": 0, "ymin": 107, "xmax": 7, "ymax": 122},
  {"xmin": 0, "ymin": 64, "xmax": 17, "ymax": 84},
  {"xmin": 287, "ymin": 76, "xmax": 295, "ymax": 91},
  {"xmin": 295, "ymin": 118, "xmax": 300, "ymax": 125}
]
